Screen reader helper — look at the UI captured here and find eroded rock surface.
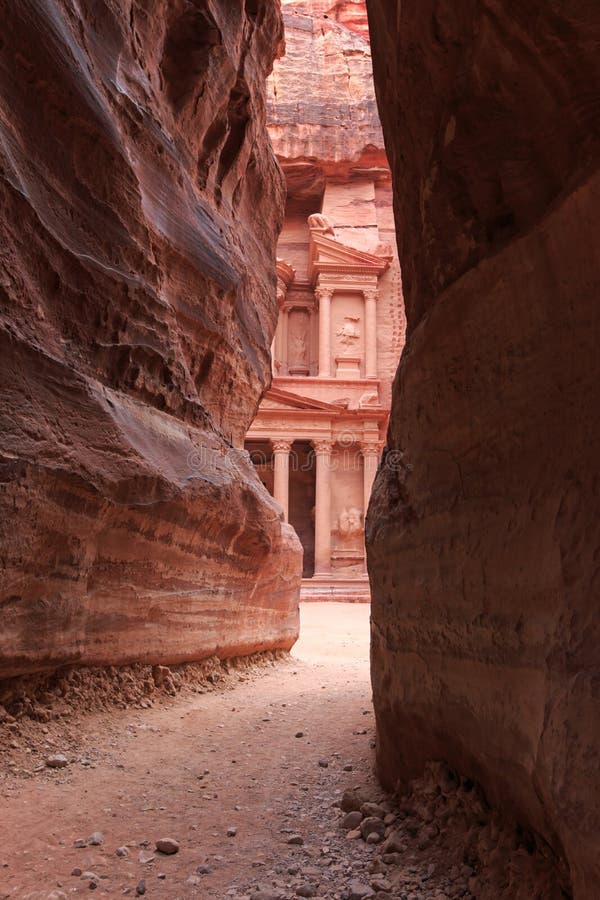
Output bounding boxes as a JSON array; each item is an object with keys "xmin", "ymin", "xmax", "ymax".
[
  {"xmin": 0, "ymin": 0, "xmax": 301, "ymax": 678},
  {"xmin": 366, "ymin": 1, "xmax": 600, "ymax": 897},
  {"xmin": 270, "ymin": 0, "xmax": 387, "ymax": 194}
]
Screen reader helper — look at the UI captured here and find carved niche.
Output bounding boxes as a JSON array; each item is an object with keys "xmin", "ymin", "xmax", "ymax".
[{"xmin": 287, "ymin": 307, "xmax": 310, "ymax": 376}]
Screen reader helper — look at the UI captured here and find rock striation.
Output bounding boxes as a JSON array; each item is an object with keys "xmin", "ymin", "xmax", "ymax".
[
  {"xmin": 0, "ymin": 0, "xmax": 301, "ymax": 678},
  {"xmin": 366, "ymin": 1, "xmax": 600, "ymax": 897}
]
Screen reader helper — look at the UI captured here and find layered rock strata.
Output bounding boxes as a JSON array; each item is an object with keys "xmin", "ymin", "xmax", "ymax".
[
  {"xmin": 0, "ymin": 0, "xmax": 301, "ymax": 678},
  {"xmin": 366, "ymin": 1, "xmax": 600, "ymax": 897}
]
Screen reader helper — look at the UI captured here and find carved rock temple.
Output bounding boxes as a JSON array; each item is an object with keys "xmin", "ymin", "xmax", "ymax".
[{"xmin": 245, "ymin": 2, "xmax": 405, "ymax": 601}]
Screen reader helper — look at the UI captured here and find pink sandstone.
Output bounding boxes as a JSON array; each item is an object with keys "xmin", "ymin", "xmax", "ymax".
[{"xmin": 0, "ymin": 1, "xmax": 301, "ymax": 678}]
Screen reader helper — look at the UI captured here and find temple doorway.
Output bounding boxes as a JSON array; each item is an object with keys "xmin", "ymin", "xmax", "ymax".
[{"xmin": 289, "ymin": 440, "xmax": 316, "ymax": 577}]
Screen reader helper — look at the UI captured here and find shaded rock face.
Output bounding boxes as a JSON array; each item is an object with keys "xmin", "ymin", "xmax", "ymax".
[
  {"xmin": 0, "ymin": 0, "xmax": 302, "ymax": 678},
  {"xmin": 366, "ymin": 1, "xmax": 600, "ymax": 897}
]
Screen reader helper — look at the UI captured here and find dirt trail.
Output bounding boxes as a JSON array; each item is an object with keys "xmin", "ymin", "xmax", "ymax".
[
  {"xmin": 1, "ymin": 604, "xmax": 377, "ymax": 899},
  {"xmin": 0, "ymin": 604, "xmax": 566, "ymax": 900}
]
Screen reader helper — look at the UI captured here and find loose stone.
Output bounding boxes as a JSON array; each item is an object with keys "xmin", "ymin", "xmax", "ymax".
[
  {"xmin": 361, "ymin": 803, "xmax": 386, "ymax": 820},
  {"xmin": 370, "ymin": 877, "xmax": 392, "ymax": 892},
  {"xmin": 347, "ymin": 881, "xmax": 375, "ymax": 899},
  {"xmin": 360, "ymin": 817, "xmax": 386, "ymax": 840},
  {"xmin": 341, "ymin": 789, "xmax": 364, "ymax": 813},
  {"xmin": 46, "ymin": 754, "xmax": 69, "ymax": 769},
  {"xmin": 342, "ymin": 811, "xmax": 363, "ymax": 830},
  {"xmin": 156, "ymin": 837, "xmax": 179, "ymax": 855}
]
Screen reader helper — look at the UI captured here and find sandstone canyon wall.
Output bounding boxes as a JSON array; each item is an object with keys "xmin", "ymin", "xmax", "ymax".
[
  {"xmin": 366, "ymin": 1, "xmax": 600, "ymax": 897},
  {"xmin": 0, "ymin": 0, "xmax": 302, "ymax": 680}
]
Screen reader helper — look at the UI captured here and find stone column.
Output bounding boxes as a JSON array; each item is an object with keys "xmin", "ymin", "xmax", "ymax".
[
  {"xmin": 313, "ymin": 439, "xmax": 333, "ymax": 574},
  {"xmin": 316, "ymin": 287, "xmax": 333, "ymax": 377},
  {"xmin": 361, "ymin": 441, "xmax": 382, "ymax": 516},
  {"xmin": 364, "ymin": 288, "xmax": 378, "ymax": 379},
  {"xmin": 272, "ymin": 440, "xmax": 292, "ymax": 522}
]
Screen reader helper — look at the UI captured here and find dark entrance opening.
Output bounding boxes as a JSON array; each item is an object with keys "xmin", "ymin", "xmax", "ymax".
[
  {"xmin": 246, "ymin": 440, "xmax": 273, "ymax": 495},
  {"xmin": 289, "ymin": 440, "xmax": 315, "ymax": 577}
]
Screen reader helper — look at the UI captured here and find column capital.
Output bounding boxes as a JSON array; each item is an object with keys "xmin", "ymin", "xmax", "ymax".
[
  {"xmin": 363, "ymin": 287, "xmax": 379, "ymax": 302},
  {"xmin": 360, "ymin": 440, "xmax": 384, "ymax": 457},
  {"xmin": 313, "ymin": 438, "xmax": 334, "ymax": 454},
  {"xmin": 315, "ymin": 285, "xmax": 334, "ymax": 303},
  {"xmin": 272, "ymin": 439, "xmax": 293, "ymax": 453}
]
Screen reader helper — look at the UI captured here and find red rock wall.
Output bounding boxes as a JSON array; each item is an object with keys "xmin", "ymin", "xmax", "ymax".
[
  {"xmin": 0, "ymin": 0, "xmax": 302, "ymax": 678},
  {"xmin": 366, "ymin": 1, "xmax": 600, "ymax": 896}
]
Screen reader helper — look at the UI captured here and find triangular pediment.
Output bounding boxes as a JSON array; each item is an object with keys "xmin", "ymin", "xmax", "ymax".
[
  {"xmin": 308, "ymin": 233, "xmax": 390, "ymax": 283},
  {"xmin": 263, "ymin": 386, "xmax": 346, "ymax": 413}
]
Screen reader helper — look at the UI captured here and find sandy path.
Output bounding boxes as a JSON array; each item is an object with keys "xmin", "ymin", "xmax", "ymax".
[{"xmin": 1, "ymin": 603, "xmax": 376, "ymax": 899}]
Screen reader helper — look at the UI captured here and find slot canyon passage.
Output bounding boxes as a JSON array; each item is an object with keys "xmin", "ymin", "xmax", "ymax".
[{"xmin": 0, "ymin": 1, "xmax": 599, "ymax": 900}]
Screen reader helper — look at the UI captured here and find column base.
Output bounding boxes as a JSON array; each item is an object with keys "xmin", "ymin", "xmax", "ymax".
[
  {"xmin": 335, "ymin": 356, "xmax": 361, "ymax": 379},
  {"xmin": 300, "ymin": 573, "xmax": 371, "ymax": 603}
]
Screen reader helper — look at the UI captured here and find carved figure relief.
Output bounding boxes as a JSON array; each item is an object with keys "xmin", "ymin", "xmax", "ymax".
[
  {"xmin": 291, "ymin": 331, "xmax": 308, "ymax": 363},
  {"xmin": 359, "ymin": 391, "xmax": 379, "ymax": 407},
  {"xmin": 337, "ymin": 506, "xmax": 363, "ymax": 539},
  {"xmin": 308, "ymin": 212, "xmax": 335, "ymax": 236},
  {"xmin": 336, "ymin": 316, "xmax": 360, "ymax": 354}
]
